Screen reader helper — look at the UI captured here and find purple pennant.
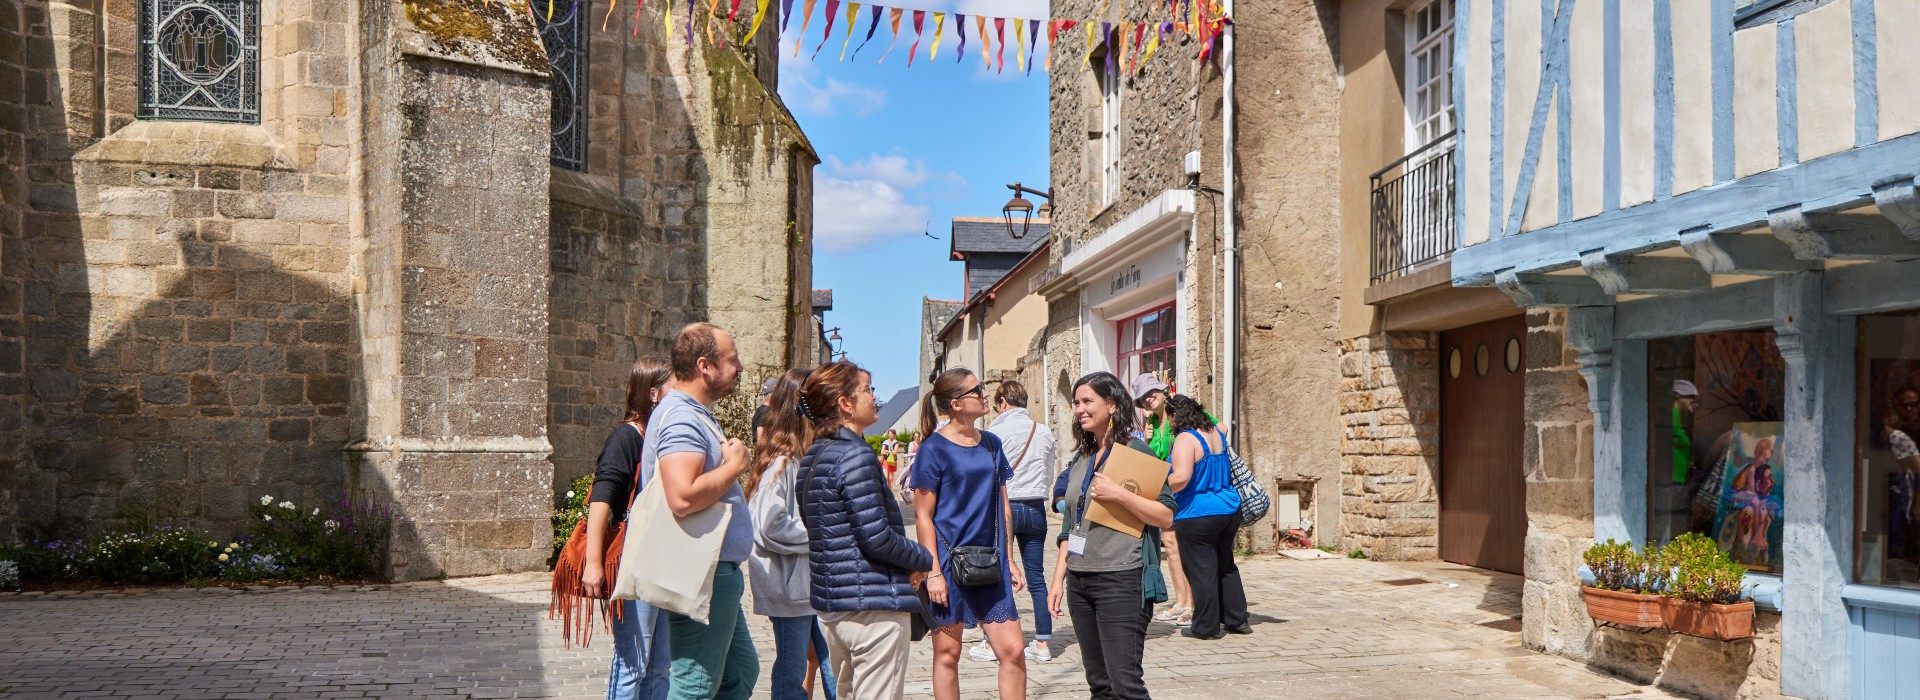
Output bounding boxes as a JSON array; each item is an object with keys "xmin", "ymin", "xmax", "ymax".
[
  {"xmin": 852, "ymin": 4, "xmax": 882, "ymax": 58},
  {"xmin": 955, "ymin": 14, "xmax": 967, "ymax": 63},
  {"xmin": 687, "ymin": 0, "xmax": 696, "ymax": 45},
  {"xmin": 1102, "ymin": 22, "xmax": 1114, "ymax": 74},
  {"xmin": 782, "ymin": 0, "xmax": 795, "ymax": 30},
  {"xmin": 1027, "ymin": 17, "xmax": 1040, "ymax": 75}
]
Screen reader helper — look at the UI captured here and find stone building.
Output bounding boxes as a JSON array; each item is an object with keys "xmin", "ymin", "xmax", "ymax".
[
  {"xmin": 0, "ymin": 0, "xmax": 816, "ymax": 580},
  {"xmin": 930, "ymin": 216, "xmax": 1050, "ymax": 394},
  {"xmin": 1450, "ymin": 0, "xmax": 1920, "ymax": 697},
  {"xmin": 1038, "ymin": 0, "xmax": 1346, "ymax": 549}
]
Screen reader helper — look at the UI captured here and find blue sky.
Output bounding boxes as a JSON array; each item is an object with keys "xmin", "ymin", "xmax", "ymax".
[{"xmin": 778, "ymin": 0, "xmax": 1051, "ymax": 396}]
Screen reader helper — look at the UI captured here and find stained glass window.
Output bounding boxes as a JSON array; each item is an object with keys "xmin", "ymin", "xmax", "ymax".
[
  {"xmin": 534, "ymin": 4, "xmax": 588, "ymax": 172},
  {"xmin": 139, "ymin": 0, "xmax": 259, "ymax": 123}
]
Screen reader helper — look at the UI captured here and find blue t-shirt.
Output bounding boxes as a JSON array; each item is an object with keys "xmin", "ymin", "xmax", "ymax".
[
  {"xmin": 642, "ymin": 389, "xmax": 753, "ymax": 563},
  {"xmin": 1174, "ymin": 429, "xmax": 1241, "ymax": 520}
]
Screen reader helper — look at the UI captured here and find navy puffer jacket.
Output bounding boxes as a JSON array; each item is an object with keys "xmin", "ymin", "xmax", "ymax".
[{"xmin": 797, "ymin": 427, "xmax": 934, "ymax": 613}]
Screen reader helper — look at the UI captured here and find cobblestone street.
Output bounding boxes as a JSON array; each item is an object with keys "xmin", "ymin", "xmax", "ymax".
[{"xmin": 0, "ymin": 556, "xmax": 1680, "ymax": 699}]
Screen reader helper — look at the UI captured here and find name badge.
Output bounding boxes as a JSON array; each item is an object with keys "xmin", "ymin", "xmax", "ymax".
[{"xmin": 1066, "ymin": 533, "xmax": 1087, "ymax": 556}]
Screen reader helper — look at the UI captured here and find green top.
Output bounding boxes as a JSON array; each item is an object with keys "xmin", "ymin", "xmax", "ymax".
[
  {"xmin": 1671, "ymin": 403, "xmax": 1692, "ymax": 484},
  {"xmin": 1147, "ymin": 414, "xmax": 1175, "ymax": 461}
]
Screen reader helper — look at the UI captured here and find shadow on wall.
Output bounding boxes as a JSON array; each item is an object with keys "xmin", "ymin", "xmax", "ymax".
[{"xmin": 1586, "ymin": 612, "xmax": 1778, "ymax": 699}]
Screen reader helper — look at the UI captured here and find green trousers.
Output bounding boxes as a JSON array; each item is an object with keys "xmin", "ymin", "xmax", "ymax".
[{"xmin": 667, "ymin": 562, "xmax": 760, "ymax": 700}]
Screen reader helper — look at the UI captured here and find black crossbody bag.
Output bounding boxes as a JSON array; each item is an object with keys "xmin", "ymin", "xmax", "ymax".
[{"xmin": 938, "ymin": 482, "xmax": 1005, "ymax": 588}]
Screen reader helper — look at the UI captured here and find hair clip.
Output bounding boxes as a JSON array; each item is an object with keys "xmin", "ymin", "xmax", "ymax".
[{"xmin": 796, "ymin": 396, "xmax": 812, "ymax": 417}]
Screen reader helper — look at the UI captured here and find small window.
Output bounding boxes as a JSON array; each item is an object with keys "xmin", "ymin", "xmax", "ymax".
[
  {"xmin": 139, "ymin": 0, "xmax": 260, "ymax": 123},
  {"xmin": 1857, "ymin": 312, "xmax": 1920, "ymax": 590},
  {"xmin": 535, "ymin": 5, "xmax": 588, "ymax": 172},
  {"xmin": 1098, "ymin": 50, "xmax": 1122, "ymax": 206},
  {"xmin": 1403, "ymin": 0, "xmax": 1455, "ymax": 152},
  {"xmin": 1647, "ymin": 331, "xmax": 1787, "ymax": 572},
  {"xmin": 1116, "ymin": 302, "xmax": 1176, "ymax": 391}
]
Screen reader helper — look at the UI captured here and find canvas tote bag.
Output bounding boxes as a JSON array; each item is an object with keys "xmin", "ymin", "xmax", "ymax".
[{"xmin": 610, "ymin": 406, "xmax": 735, "ymax": 624}]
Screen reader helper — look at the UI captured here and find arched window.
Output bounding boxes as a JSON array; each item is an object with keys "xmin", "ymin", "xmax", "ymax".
[
  {"xmin": 535, "ymin": 4, "xmax": 588, "ymax": 172},
  {"xmin": 139, "ymin": 0, "xmax": 259, "ymax": 123}
]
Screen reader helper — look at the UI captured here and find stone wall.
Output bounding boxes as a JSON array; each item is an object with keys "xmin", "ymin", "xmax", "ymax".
[
  {"xmin": 0, "ymin": 0, "xmax": 34, "ymax": 541},
  {"xmin": 1338, "ymin": 332, "xmax": 1440, "ymax": 559},
  {"xmin": 1520, "ymin": 309, "xmax": 1783, "ymax": 698}
]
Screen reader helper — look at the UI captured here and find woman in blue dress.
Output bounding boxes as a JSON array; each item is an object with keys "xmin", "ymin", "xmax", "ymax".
[{"xmin": 911, "ymin": 368, "xmax": 1028, "ymax": 700}]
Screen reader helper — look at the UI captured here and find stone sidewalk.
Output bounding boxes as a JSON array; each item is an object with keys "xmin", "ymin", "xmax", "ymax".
[{"xmin": 0, "ymin": 557, "xmax": 1678, "ymax": 699}]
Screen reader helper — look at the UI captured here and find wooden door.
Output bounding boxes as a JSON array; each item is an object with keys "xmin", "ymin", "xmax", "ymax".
[{"xmin": 1439, "ymin": 315, "xmax": 1528, "ymax": 574}]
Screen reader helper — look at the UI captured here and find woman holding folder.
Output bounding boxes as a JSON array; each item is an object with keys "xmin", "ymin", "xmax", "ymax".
[{"xmin": 1045, "ymin": 371, "xmax": 1176, "ymax": 700}]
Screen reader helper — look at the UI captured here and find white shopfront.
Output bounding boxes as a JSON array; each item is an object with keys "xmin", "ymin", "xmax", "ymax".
[{"xmin": 1061, "ymin": 189, "xmax": 1195, "ymax": 392}]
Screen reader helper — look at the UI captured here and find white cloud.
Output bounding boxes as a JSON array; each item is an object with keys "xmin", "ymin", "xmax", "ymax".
[
  {"xmin": 813, "ymin": 176, "xmax": 930, "ymax": 252},
  {"xmin": 823, "ymin": 153, "xmax": 930, "ymax": 190},
  {"xmin": 780, "ymin": 61, "xmax": 888, "ymax": 117}
]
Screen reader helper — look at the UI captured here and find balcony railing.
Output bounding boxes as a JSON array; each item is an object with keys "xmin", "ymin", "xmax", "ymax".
[{"xmin": 1369, "ymin": 131, "xmax": 1457, "ymax": 285}]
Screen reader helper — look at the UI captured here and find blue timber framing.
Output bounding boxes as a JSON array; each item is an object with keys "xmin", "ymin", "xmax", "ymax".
[
  {"xmin": 1775, "ymin": 272, "xmax": 1854, "ymax": 700},
  {"xmin": 1777, "ymin": 18, "xmax": 1798, "ymax": 166},
  {"xmin": 1504, "ymin": 0, "xmax": 1573, "ymax": 238}
]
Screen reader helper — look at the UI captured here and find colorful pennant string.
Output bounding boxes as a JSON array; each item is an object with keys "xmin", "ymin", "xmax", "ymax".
[
  {"xmin": 811, "ymin": 0, "xmax": 840, "ymax": 59},
  {"xmin": 1013, "ymin": 18, "xmax": 1026, "ymax": 75},
  {"xmin": 954, "ymin": 13, "xmax": 967, "ymax": 63},
  {"xmin": 747, "ymin": 0, "xmax": 770, "ymax": 38},
  {"xmin": 839, "ymin": 2, "xmax": 859, "ymax": 60},
  {"xmin": 994, "ymin": 18, "xmax": 1006, "ymax": 73},
  {"xmin": 793, "ymin": 0, "xmax": 817, "ymax": 56},
  {"xmin": 930, "ymin": 11, "xmax": 946, "ymax": 60},
  {"xmin": 852, "ymin": 4, "xmax": 882, "ymax": 58},
  {"xmin": 906, "ymin": 10, "xmax": 925, "ymax": 67}
]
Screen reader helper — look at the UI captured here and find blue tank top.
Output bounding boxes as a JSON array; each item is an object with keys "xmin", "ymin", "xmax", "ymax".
[{"xmin": 1173, "ymin": 429, "xmax": 1241, "ymax": 520}]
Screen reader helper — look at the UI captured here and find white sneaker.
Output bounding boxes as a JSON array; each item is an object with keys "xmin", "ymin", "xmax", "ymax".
[
  {"xmin": 1024, "ymin": 641, "xmax": 1053, "ymax": 663},
  {"xmin": 968, "ymin": 640, "xmax": 996, "ymax": 662}
]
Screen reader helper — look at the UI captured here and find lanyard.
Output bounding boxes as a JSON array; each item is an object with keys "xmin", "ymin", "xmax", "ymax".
[{"xmin": 1070, "ymin": 444, "xmax": 1117, "ymax": 535}]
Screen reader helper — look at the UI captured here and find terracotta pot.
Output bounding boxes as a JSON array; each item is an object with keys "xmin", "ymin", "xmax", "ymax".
[
  {"xmin": 1660, "ymin": 598, "xmax": 1755, "ymax": 640},
  {"xmin": 1581, "ymin": 586, "xmax": 1664, "ymax": 627}
]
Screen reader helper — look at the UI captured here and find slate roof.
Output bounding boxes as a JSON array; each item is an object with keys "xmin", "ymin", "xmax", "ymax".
[
  {"xmin": 950, "ymin": 217, "xmax": 1050, "ymax": 259},
  {"xmin": 865, "ymin": 386, "xmax": 920, "ymax": 437},
  {"xmin": 810, "ymin": 289, "xmax": 833, "ymax": 311}
]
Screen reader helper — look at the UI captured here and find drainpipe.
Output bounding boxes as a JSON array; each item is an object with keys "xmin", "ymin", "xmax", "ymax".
[{"xmin": 1220, "ymin": 0, "xmax": 1239, "ymax": 444}]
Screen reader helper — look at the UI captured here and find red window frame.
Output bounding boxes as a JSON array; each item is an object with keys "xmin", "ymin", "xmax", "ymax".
[{"xmin": 1116, "ymin": 302, "xmax": 1177, "ymax": 390}]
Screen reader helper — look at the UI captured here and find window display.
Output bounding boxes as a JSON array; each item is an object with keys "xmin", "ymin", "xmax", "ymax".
[
  {"xmin": 1857, "ymin": 312, "xmax": 1920, "ymax": 590},
  {"xmin": 1647, "ymin": 330, "xmax": 1787, "ymax": 572},
  {"xmin": 1116, "ymin": 303, "xmax": 1176, "ymax": 390}
]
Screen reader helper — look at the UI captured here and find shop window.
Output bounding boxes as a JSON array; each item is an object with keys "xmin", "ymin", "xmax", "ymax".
[
  {"xmin": 1857, "ymin": 312, "xmax": 1920, "ymax": 590},
  {"xmin": 1646, "ymin": 330, "xmax": 1787, "ymax": 572},
  {"xmin": 139, "ymin": 0, "xmax": 260, "ymax": 123},
  {"xmin": 1117, "ymin": 303, "xmax": 1175, "ymax": 390}
]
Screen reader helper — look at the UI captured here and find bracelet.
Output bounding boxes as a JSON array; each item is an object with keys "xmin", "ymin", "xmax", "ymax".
[{"xmin": 926, "ymin": 573, "xmax": 943, "ymax": 580}]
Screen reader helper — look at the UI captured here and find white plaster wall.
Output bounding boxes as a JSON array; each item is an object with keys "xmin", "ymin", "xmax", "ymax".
[
  {"xmin": 1620, "ymin": 0, "xmax": 1656, "ymax": 207},
  {"xmin": 1796, "ymin": 0, "xmax": 1856, "ymax": 162},
  {"xmin": 1733, "ymin": 23, "xmax": 1779, "ymax": 179},
  {"xmin": 1505, "ymin": 0, "xmax": 1542, "ymax": 218},
  {"xmin": 1464, "ymin": 0, "xmax": 1494, "ymax": 247},
  {"xmin": 1523, "ymin": 92, "xmax": 1559, "ymax": 232},
  {"xmin": 1671, "ymin": 0, "xmax": 1715, "ymax": 194},
  {"xmin": 1877, "ymin": 0, "xmax": 1920, "ymax": 139},
  {"xmin": 1570, "ymin": 0, "xmax": 1605, "ymax": 220}
]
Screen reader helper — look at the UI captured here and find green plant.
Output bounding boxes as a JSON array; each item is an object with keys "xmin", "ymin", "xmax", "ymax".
[
  {"xmin": 241, "ymin": 493, "xmax": 392, "ymax": 581},
  {"xmin": 1314, "ymin": 544, "xmax": 1338, "ymax": 553},
  {"xmin": 1347, "ymin": 549, "xmax": 1367, "ymax": 559},
  {"xmin": 1583, "ymin": 539, "xmax": 1639, "ymax": 591},
  {"xmin": 1666, "ymin": 532, "xmax": 1746, "ymax": 604},
  {"xmin": 551, "ymin": 474, "xmax": 594, "ymax": 567}
]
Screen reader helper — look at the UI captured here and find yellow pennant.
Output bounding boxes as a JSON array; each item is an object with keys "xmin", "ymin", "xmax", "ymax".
[
  {"xmin": 1142, "ymin": 22, "xmax": 1161, "ymax": 69},
  {"xmin": 840, "ymin": 2, "xmax": 859, "ymax": 60},
  {"xmin": 1014, "ymin": 18, "xmax": 1027, "ymax": 74},
  {"xmin": 665, "ymin": 0, "xmax": 676, "ymax": 38},
  {"xmin": 976, "ymin": 15, "xmax": 991, "ymax": 68},
  {"xmin": 930, "ymin": 11, "xmax": 946, "ymax": 60},
  {"xmin": 747, "ymin": 0, "xmax": 772, "ymax": 41},
  {"xmin": 1082, "ymin": 22, "xmax": 1096, "ymax": 71}
]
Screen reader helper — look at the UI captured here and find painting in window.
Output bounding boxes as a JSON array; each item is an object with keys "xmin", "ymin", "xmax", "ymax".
[
  {"xmin": 1647, "ymin": 330, "xmax": 1787, "ymax": 572},
  {"xmin": 1857, "ymin": 312, "xmax": 1920, "ymax": 590},
  {"xmin": 139, "ymin": 0, "xmax": 259, "ymax": 123}
]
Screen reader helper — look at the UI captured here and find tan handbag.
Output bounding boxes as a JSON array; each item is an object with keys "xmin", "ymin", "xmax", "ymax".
[{"xmin": 610, "ymin": 409, "xmax": 735, "ymax": 624}]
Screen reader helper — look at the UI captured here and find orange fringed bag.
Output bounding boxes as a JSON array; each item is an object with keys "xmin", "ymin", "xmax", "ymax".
[{"xmin": 550, "ymin": 459, "xmax": 642, "ymax": 647}]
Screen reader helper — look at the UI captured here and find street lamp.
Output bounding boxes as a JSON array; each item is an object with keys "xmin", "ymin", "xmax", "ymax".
[{"xmin": 1002, "ymin": 182, "xmax": 1053, "ymax": 240}]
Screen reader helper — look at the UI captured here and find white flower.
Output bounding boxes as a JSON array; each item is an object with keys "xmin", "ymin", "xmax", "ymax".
[
  {"xmin": 263, "ymin": 514, "xmax": 272, "ymax": 522},
  {"xmin": 260, "ymin": 495, "xmax": 274, "ymax": 506},
  {"xmin": 228, "ymin": 542, "xmax": 239, "ymax": 550},
  {"xmin": 312, "ymin": 508, "xmax": 320, "ymax": 516},
  {"xmin": 565, "ymin": 491, "xmax": 575, "ymax": 499},
  {"xmin": 219, "ymin": 553, "xmax": 229, "ymax": 562},
  {"xmin": 324, "ymin": 520, "xmax": 340, "ymax": 531},
  {"xmin": 278, "ymin": 501, "xmax": 295, "ymax": 510}
]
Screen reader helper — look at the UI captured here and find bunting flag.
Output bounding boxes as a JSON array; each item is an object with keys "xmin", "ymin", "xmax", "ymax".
[
  {"xmin": 975, "ymin": 15, "xmax": 990, "ymax": 69},
  {"xmin": 1013, "ymin": 18, "xmax": 1026, "ymax": 75},
  {"xmin": 852, "ymin": 4, "xmax": 881, "ymax": 58},
  {"xmin": 839, "ymin": 2, "xmax": 859, "ymax": 60},
  {"xmin": 994, "ymin": 18, "xmax": 1006, "ymax": 73},
  {"xmin": 954, "ymin": 13, "xmax": 967, "ymax": 63},
  {"xmin": 633, "ymin": 0, "xmax": 646, "ymax": 36},
  {"xmin": 746, "ymin": 0, "xmax": 771, "ymax": 39},
  {"xmin": 685, "ymin": 0, "xmax": 695, "ymax": 45},
  {"xmin": 1102, "ymin": 22, "xmax": 1114, "ymax": 74},
  {"xmin": 707, "ymin": 0, "xmax": 723, "ymax": 47},
  {"xmin": 1141, "ymin": 20, "xmax": 1166, "ymax": 71},
  {"xmin": 1027, "ymin": 18, "xmax": 1039, "ymax": 75},
  {"xmin": 1047, "ymin": 20, "xmax": 1075, "ymax": 72},
  {"xmin": 729, "ymin": 0, "xmax": 742, "ymax": 20},
  {"xmin": 602, "ymin": 0, "xmax": 619, "ymax": 31},
  {"xmin": 906, "ymin": 10, "xmax": 925, "ymax": 67},
  {"xmin": 664, "ymin": 0, "xmax": 675, "ymax": 43},
  {"xmin": 880, "ymin": 7, "xmax": 901, "ymax": 62},
  {"xmin": 781, "ymin": 0, "xmax": 795, "ymax": 29},
  {"xmin": 1131, "ymin": 22, "xmax": 1146, "ymax": 72},
  {"xmin": 1082, "ymin": 22, "xmax": 1096, "ymax": 72},
  {"xmin": 929, "ymin": 11, "xmax": 945, "ymax": 60},
  {"xmin": 810, "ymin": 0, "xmax": 839, "ymax": 60},
  {"xmin": 793, "ymin": 0, "xmax": 816, "ymax": 56}
]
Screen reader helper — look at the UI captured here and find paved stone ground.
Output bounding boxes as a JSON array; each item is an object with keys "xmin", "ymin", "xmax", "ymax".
[{"xmin": 0, "ymin": 555, "xmax": 1681, "ymax": 699}]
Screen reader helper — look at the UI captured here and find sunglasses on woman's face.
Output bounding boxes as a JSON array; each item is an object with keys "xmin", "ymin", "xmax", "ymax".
[{"xmin": 960, "ymin": 384, "xmax": 986, "ymax": 400}]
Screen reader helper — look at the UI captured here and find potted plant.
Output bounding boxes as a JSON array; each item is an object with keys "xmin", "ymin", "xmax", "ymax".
[
  {"xmin": 1660, "ymin": 533, "xmax": 1755, "ymax": 640},
  {"xmin": 1580, "ymin": 539, "xmax": 1664, "ymax": 627}
]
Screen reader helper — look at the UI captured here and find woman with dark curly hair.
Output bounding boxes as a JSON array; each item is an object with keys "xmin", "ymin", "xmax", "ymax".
[{"xmin": 1164, "ymin": 394, "xmax": 1248, "ymax": 640}]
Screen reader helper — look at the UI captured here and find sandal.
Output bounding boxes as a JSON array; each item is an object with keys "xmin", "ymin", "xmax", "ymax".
[
  {"xmin": 1153, "ymin": 606, "xmax": 1184, "ymax": 622},
  {"xmin": 1175, "ymin": 609, "xmax": 1194, "ymax": 626}
]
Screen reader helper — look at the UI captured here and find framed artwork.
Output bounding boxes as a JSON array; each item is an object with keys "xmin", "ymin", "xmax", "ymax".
[{"xmin": 1711, "ymin": 422, "xmax": 1786, "ymax": 572}]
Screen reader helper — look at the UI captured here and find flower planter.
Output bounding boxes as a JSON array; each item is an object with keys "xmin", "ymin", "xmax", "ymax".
[
  {"xmin": 1660, "ymin": 598, "xmax": 1755, "ymax": 640},
  {"xmin": 1582, "ymin": 586, "xmax": 1665, "ymax": 627}
]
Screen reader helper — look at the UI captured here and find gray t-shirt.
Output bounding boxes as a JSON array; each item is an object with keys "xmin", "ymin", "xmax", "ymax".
[
  {"xmin": 1059, "ymin": 439, "xmax": 1176, "ymax": 574},
  {"xmin": 642, "ymin": 389, "xmax": 753, "ymax": 563}
]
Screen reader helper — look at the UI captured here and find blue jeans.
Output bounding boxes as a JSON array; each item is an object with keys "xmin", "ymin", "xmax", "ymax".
[
  {"xmin": 767, "ymin": 616, "xmax": 836, "ymax": 700},
  {"xmin": 1010, "ymin": 498, "xmax": 1052, "ymax": 640},
  {"xmin": 667, "ymin": 562, "xmax": 760, "ymax": 700},
  {"xmin": 608, "ymin": 599, "xmax": 673, "ymax": 700}
]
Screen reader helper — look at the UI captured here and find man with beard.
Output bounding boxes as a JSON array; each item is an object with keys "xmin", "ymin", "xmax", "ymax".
[{"xmin": 651, "ymin": 322, "xmax": 758, "ymax": 699}]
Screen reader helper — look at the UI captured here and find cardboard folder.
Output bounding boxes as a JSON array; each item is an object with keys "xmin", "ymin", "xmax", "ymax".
[{"xmin": 1084, "ymin": 446, "xmax": 1171, "ymax": 538}]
